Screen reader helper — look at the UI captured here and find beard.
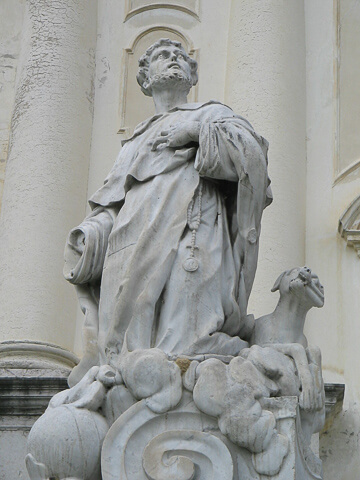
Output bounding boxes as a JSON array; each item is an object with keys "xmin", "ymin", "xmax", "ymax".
[{"xmin": 149, "ymin": 70, "xmax": 192, "ymax": 94}]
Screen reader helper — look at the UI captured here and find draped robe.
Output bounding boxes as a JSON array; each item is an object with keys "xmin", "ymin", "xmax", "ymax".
[{"xmin": 64, "ymin": 101, "xmax": 272, "ymax": 369}]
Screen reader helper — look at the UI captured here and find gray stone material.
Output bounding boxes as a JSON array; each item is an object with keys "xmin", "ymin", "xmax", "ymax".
[
  {"xmin": 0, "ymin": 372, "xmax": 339, "ymax": 479},
  {"xmin": 25, "ymin": 39, "xmax": 327, "ymax": 480},
  {"xmin": 323, "ymin": 383, "xmax": 345, "ymax": 432},
  {"xmin": 0, "ymin": 376, "xmax": 68, "ymax": 417},
  {"xmin": 338, "ymin": 194, "xmax": 360, "ymax": 257},
  {"xmin": 0, "ymin": 371, "xmax": 69, "ymax": 480}
]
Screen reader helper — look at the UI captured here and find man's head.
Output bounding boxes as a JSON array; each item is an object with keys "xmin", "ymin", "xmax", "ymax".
[{"xmin": 137, "ymin": 38, "xmax": 198, "ymax": 97}]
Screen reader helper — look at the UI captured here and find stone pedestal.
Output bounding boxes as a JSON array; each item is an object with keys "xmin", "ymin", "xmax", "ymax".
[
  {"xmin": 101, "ymin": 392, "xmax": 322, "ymax": 480},
  {"xmin": 0, "ymin": 370, "xmax": 69, "ymax": 479},
  {"xmin": 3, "ymin": 380, "xmax": 342, "ymax": 479}
]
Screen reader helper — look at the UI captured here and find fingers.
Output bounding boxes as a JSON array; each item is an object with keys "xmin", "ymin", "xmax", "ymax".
[
  {"xmin": 151, "ymin": 136, "xmax": 169, "ymax": 151},
  {"xmin": 152, "ymin": 125, "xmax": 180, "ymax": 150}
]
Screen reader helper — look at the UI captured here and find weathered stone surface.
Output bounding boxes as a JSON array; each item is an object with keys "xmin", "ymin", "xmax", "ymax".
[
  {"xmin": 0, "ymin": 370, "xmax": 69, "ymax": 480},
  {"xmin": 0, "ymin": 376, "xmax": 68, "ymax": 416},
  {"xmin": 323, "ymin": 383, "xmax": 345, "ymax": 432},
  {"xmin": 25, "ymin": 39, "xmax": 325, "ymax": 480}
]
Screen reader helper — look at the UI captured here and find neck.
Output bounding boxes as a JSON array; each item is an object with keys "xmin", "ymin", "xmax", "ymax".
[
  {"xmin": 152, "ymin": 88, "xmax": 188, "ymax": 113},
  {"xmin": 273, "ymin": 296, "xmax": 310, "ymax": 341}
]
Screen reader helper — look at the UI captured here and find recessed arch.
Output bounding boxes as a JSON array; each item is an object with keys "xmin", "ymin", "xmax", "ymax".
[
  {"xmin": 338, "ymin": 195, "xmax": 360, "ymax": 256},
  {"xmin": 128, "ymin": 26, "xmax": 195, "ymax": 53},
  {"xmin": 124, "ymin": 0, "xmax": 200, "ymax": 22}
]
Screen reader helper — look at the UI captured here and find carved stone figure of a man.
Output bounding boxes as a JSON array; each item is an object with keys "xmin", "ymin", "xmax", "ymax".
[{"xmin": 64, "ymin": 38, "xmax": 272, "ymax": 384}]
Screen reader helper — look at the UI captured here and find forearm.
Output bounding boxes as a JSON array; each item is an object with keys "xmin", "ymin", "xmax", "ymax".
[{"xmin": 195, "ymin": 121, "xmax": 239, "ymax": 181}]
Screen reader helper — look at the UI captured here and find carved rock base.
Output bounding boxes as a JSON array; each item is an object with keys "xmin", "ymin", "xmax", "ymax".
[{"xmin": 101, "ymin": 391, "xmax": 322, "ymax": 480}]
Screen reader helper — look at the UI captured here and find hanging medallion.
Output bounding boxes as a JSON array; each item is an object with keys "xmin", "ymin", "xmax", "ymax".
[{"xmin": 183, "ymin": 257, "xmax": 199, "ymax": 272}]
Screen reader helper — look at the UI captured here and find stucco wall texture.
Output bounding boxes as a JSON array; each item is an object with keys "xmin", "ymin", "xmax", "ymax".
[{"xmin": 0, "ymin": 1, "xmax": 359, "ymax": 478}]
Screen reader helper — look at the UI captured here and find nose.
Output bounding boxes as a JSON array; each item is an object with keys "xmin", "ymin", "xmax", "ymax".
[{"xmin": 170, "ymin": 52, "xmax": 177, "ymax": 61}]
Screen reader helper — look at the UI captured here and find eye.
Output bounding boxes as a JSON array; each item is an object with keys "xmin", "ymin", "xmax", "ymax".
[
  {"xmin": 178, "ymin": 54, "xmax": 184, "ymax": 60},
  {"xmin": 158, "ymin": 53, "xmax": 163, "ymax": 59}
]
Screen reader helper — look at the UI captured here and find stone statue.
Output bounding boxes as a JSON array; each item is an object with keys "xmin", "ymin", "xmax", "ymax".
[
  {"xmin": 63, "ymin": 37, "xmax": 272, "ymax": 386},
  {"xmin": 26, "ymin": 40, "xmax": 325, "ymax": 480}
]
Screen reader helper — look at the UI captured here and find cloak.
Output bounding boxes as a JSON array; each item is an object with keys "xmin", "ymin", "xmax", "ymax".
[{"xmin": 64, "ymin": 101, "xmax": 272, "ymax": 375}]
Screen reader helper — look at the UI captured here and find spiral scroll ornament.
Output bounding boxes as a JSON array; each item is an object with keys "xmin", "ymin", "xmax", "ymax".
[
  {"xmin": 101, "ymin": 391, "xmax": 255, "ymax": 480},
  {"xmin": 142, "ymin": 430, "xmax": 233, "ymax": 480}
]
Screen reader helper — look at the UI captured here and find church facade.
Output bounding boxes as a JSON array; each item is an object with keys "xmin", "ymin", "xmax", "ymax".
[{"xmin": 0, "ymin": 1, "xmax": 359, "ymax": 478}]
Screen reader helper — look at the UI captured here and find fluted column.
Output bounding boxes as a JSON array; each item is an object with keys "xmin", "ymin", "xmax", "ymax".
[
  {"xmin": 225, "ymin": 0, "xmax": 307, "ymax": 317},
  {"xmin": 0, "ymin": 0, "xmax": 97, "ymax": 369}
]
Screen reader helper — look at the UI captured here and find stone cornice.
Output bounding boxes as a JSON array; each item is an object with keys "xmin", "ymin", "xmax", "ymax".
[{"xmin": 338, "ymin": 195, "xmax": 360, "ymax": 256}]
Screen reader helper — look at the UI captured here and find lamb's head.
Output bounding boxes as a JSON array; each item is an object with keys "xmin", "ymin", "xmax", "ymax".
[{"xmin": 271, "ymin": 267, "xmax": 324, "ymax": 309}]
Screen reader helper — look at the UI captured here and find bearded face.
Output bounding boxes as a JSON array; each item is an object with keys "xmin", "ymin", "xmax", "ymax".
[
  {"xmin": 148, "ymin": 70, "xmax": 193, "ymax": 94},
  {"xmin": 146, "ymin": 45, "xmax": 193, "ymax": 95}
]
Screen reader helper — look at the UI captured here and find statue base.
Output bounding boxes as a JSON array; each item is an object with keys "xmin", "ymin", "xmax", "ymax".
[{"xmin": 101, "ymin": 391, "xmax": 322, "ymax": 480}]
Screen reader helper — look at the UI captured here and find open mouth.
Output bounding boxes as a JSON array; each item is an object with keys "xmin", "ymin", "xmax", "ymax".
[
  {"xmin": 306, "ymin": 280, "xmax": 324, "ymax": 303},
  {"xmin": 291, "ymin": 270, "xmax": 325, "ymax": 305},
  {"xmin": 301, "ymin": 275, "xmax": 325, "ymax": 306},
  {"xmin": 168, "ymin": 62, "xmax": 180, "ymax": 69}
]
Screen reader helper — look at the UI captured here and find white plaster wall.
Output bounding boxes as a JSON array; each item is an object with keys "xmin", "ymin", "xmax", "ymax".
[
  {"xmin": 0, "ymin": 428, "xmax": 29, "ymax": 479},
  {"xmin": 225, "ymin": 0, "xmax": 307, "ymax": 319},
  {"xmin": 0, "ymin": 0, "xmax": 25, "ymax": 211},
  {"xmin": 304, "ymin": 1, "xmax": 360, "ymax": 477}
]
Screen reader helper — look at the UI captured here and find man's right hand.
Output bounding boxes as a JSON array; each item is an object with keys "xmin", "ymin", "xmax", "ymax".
[{"xmin": 151, "ymin": 121, "xmax": 201, "ymax": 151}]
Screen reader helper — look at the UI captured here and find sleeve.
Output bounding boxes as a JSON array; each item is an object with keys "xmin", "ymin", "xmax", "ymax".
[
  {"xmin": 195, "ymin": 116, "xmax": 269, "ymax": 188},
  {"xmin": 195, "ymin": 115, "xmax": 272, "ymax": 233},
  {"xmin": 195, "ymin": 113, "xmax": 272, "ymax": 327},
  {"xmin": 63, "ymin": 206, "xmax": 119, "ymax": 285}
]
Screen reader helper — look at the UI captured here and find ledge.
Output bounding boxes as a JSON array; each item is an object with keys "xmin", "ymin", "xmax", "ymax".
[
  {"xmin": 323, "ymin": 383, "xmax": 345, "ymax": 432},
  {"xmin": 0, "ymin": 375, "xmax": 345, "ymax": 420},
  {"xmin": 0, "ymin": 376, "xmax": 68, "ymax": 416}
]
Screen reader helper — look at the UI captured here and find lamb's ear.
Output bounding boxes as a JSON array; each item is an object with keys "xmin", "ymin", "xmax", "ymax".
[{"xmin": 271, "ymin": 270, "xmax": 289, "ymax": 292}]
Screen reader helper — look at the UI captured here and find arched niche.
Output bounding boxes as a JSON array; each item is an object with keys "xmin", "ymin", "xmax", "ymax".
[
  {"xmin": 124, "ymin": 0, "xmax": 200, "ymax": 21},
  {"xmin": 118, "ymin": 27, "xmax": 199, "ymax": 138},
  {"xmin": 338, "ymin": 195, "xmax": 360, "ymax": 257}
]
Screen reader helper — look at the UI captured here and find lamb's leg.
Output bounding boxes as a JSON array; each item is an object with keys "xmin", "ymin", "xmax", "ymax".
[
  {"xmin": 265, "ymin": 343, "xmax": 316, "ymax": 411},
  {"xmin": 306, "ymin": 345, "xmax": 325, "ymax": 411}
]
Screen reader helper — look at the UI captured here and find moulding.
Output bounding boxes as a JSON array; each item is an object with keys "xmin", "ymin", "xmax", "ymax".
[
  {"xmin": 117, "ymin": 27, "xmax": 199, "ymax": 135},
  {"xmin": 333, "ymin": 158, "xmax": 360, "ymax": 185},
  {"xmin": 0, "ymin": 376, "xmax": 68, "ymax": 419},
  {"xmin": 323, "ymin": 383, "xmax": 345, "ymax": 432},
  {"xmin": 333, "ymin": 0, "xmax": 360, "ymax": 182},
  {"xmin": 0, "ymin": 341, "xmax": 79, "ymax": 370},
  {"xmin": 0, "ymin": 379, "xmax": 344, "ymax": 430},
  {"xmin": 124, "ymin": 0, "xmax": 200, "ymax": 22},
  {"xmin": 333, "ymin": 0, "xmax": 340, "ymax": 178},
  {"xmin": 338, "ymin": 195, "xmax": 360, "ymax": 256}
]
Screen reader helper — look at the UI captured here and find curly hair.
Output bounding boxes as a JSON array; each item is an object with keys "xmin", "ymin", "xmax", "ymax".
[{"xmin": 137, "ymin": 38, "xmax": 198, "ymax": 97}]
